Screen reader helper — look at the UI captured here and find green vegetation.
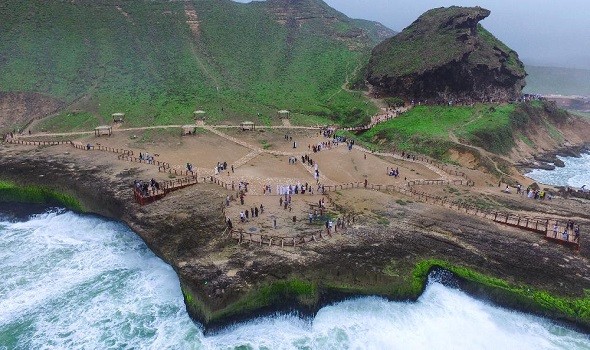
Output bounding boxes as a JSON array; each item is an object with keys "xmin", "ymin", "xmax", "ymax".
[
  {"xmin": 183, "ymin": 279, "xmax": 318, "ymax": 323},
  {"xmin": 357, "ymin": 101, "xmax": 568, "ymax": 158},
  {"xmin": 0, "ymin": 180, "xmax": 83, "ymax": 211},
  {"xmin": 36, "ymin": 112, "xmax": 101, "ymax": 133},
  {"xmin": 414, "ymin": 260, "xmax": 590, "ymax": 326},
  {"xmin": 0, "ymin": 0, "xmax": 389, "ymax": 130},
  {"xmin": 384, "ymin": 97, "xmax": 405, "ymax": 108}
]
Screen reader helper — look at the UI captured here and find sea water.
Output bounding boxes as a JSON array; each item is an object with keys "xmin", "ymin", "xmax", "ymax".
[
  {"xmin": 0, "ymin": 209, "xmax": 588, "ymax": 349},
  {"xmin": 527, "ymin": 153, "xmax": 590, "ymax": 188}
]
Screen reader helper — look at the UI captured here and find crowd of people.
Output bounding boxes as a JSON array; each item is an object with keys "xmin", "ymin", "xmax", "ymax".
[{"xmin": 133, "ymin": 178, "xmax": 160, "ymax": 197}]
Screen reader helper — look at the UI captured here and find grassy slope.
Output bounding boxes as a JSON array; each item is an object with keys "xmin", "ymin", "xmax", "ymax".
[
  {"xmin": 0, "ymin": 0, "xmax": 379, "ymax": 130},
  {"xmin": 357, "ymin": 101, "xmax": 566, "ymax": 158}
]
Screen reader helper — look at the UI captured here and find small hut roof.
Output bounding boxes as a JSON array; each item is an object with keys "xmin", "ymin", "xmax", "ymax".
[
  {"xmin": 95, "ymin": 125, "xmax": 112, "ymax": 130},
  {"xmin": 241, "ymin": 121, "xmax": 255, "ymax": 124},
  {"xmin": 182, "ymin": 124, "xmax": 198, "ymax": 129},
  {"xmin": 194, "ymin": 110, "xmax": 206, "ymax": 114},
  {"xmin": 112, "ymin": 112, "xmax": 125, "ymax": 116},
  {"xmin": 278, "ymin": 110, "xmax": 290, "ymax": 113}
]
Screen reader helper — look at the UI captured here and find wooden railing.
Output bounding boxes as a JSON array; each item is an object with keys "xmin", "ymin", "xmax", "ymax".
[
  {"xmin": 228, "ymin": 216, "xmax": 356, "ymax": 247},
  {"xmin": 72, "ymin": 142, "xmax": 134, "ymax": 155},
  {"xmin": 5, "ymin": 139, "xmax": 71, "ymax": 146}
]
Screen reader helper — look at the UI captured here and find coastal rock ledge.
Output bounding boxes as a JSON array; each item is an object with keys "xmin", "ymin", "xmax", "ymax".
[
  {"xmin": 1, "ymin": 146, "xmax": 589, "ymax": 333},
  {"xmin": 366, "ymin": 6, "xmax": 527, "ymax": 103}
]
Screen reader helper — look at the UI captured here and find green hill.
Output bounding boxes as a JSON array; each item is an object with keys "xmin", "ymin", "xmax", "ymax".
[{"xmin": 0, "ymin": 0, "xmax": 394, "ymax": 131}]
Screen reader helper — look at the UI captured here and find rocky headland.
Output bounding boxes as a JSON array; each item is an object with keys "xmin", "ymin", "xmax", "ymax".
[{"xmin": 366, "ymin": 7, "xmax": 527, "ymax": 103}]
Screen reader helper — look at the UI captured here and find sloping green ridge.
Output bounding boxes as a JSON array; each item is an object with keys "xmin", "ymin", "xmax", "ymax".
[
  {"xmin": 0, "ymin": 0, "xmax": 386, "ymax": 128},
  {"xmin": 357, "ymin": 101, "xmax": 568, "ymax": 158}
]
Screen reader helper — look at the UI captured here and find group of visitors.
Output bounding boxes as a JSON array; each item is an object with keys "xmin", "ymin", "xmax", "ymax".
[
  {"xmin": 139, "ymin": 152, "xmax": 155, "ymax": 164},
  {"xmin": 301, "ymin": 154, "xmax": 315, "ymax": 167},
  {"xmin": 239, "ymin": 204, "xmax": 264, "ymax": 223},
  {"xmin": 552, "ymin": 220, "xmax": 580, "ymax": 242},
  {"xmin": 400, "ymin": 151, "xmax": 417, "ymax": 161},
  {"xmin": 387, "ymin": 167, "xmax": 400, "ymax": 177},
  {"xmin": 276, "ymin": 183, "xmax": 312, "ymax": 195},
  {"xmin": 214, "ymin": 161, "xmax": 228, "ymax": 175},
  {"xmin": 307, "ymin": 140, "xmax": 338, "ymax": 153},
  {"xmin": 509, "ymin": 184, "xmax": 551, "ymax": 200},
  {"xmin": 133, "ymin": 178, "xmax": 160, "ymax": 197}
]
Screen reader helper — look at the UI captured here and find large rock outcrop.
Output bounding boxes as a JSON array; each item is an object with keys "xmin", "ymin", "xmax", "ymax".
[{"xmin": 366, "ymin": 7, "xmax": 527, "ymax": 103}]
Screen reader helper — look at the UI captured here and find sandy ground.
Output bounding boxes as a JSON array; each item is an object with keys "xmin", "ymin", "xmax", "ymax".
[{"xmin": 8, "ymin": 123, "xmax": 586, "ymax": 245}]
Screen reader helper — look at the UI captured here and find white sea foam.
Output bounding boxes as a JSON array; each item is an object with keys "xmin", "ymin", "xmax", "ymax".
[
  {"xmin": 0, "ymin": 211, "xmax": 588, "ymax": 349},
  {"xmin": 527, "ymin": 153, "xmax": 590, "ymax": 188}
]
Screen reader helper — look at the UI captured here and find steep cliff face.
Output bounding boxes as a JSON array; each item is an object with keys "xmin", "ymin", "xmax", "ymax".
[{"xmin": 366, "ymin": 7, "xmax": 527, "ymax": 103}]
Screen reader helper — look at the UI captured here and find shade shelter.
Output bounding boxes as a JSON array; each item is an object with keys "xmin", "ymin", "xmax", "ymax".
[
  {"xmin": 112, "ymin": 112, "xmax": 125, "ymax": 123},
  {"xmin": 240, "ymin": 121, "xmax": 256, "ymax": 131},
  {"xmin": 95, "ymin": 125, "xmax": 112, "ymax": 137},
  {"xmin": 278, "ymin": 110, "xmax": 290, "ymax": 119},
  {"xmin": 182, "ymin": 125, "xmax": 199, "ymax": 136},
  {"xmin": 193, "ymin": 110, "xmax": 206, "ymax": 120}
]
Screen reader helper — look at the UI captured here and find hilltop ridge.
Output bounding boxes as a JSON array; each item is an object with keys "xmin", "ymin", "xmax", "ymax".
[{"xmin": 0, "ymin": 0, "xmax": 395, "ymax": 131}]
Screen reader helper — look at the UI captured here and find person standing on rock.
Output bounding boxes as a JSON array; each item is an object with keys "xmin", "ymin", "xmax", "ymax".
[
  {"xmin": 553, "ymin": 222, "xmax": 559, "ymax": 238},
  {"xmin": 227, "ymin": 218, "xmax": 233, "ymax": 230},
  {"xmin": 574, "ymin": 225, "xmax": 580, "ymax": 242},
  {"xmin": 240, "ymin": 211, "xmax": 245, "ymax": 223},
  {"xmin": 245, "ymin": 210, "xmax": 249, "ymax": 221}
]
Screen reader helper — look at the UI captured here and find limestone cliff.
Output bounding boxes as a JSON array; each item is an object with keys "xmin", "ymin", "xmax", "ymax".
[{"xmin": 366, "ymin": 7, "xmax": 527, "ymax": 102}]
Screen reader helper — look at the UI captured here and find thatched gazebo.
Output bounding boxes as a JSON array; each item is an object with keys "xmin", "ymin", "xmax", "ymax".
[
  {"xmin": 278, "ymin": 110, "xmax": 290, "ymax": 119},
  {"xmin": 181, "ymin": 125, "xmax": 199, "ymax": 136},
  {"xmin": 94, "ymin": 125, "xmax": 112, "ymax": 137},
  {"xmin": 240, "ymin": 121, "xmax": 256, "ymax": 131},
  {"xmin": 193, "ymin": 110, "xmax": 206, "ymax": 120},
  {"xmin": 112, "ymin": 112, "xmax": 125, "ymax": 123}
]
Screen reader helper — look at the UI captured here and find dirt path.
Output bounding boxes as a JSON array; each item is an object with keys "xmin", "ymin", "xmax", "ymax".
[{"xmin": 447, "ymin": 132, "xmax": 510, "ymax": 176}]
